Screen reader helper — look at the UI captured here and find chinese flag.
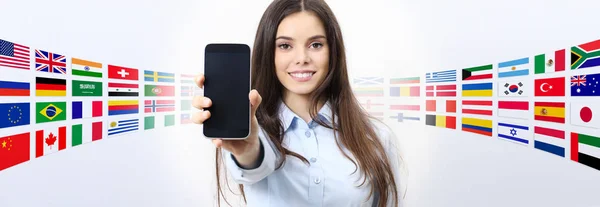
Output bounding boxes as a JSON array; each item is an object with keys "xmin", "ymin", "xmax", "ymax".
[
  {"xmin": 535, "ymin": 77, "xmax": 565, "ymax": 96},
  {"xmin": 0, "ymin": 132, "xmax": 30, "ymax": 171}
]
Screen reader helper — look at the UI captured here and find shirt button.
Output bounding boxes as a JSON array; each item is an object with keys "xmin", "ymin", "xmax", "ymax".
[
  {"xmin": 314, "ymin": 177, "xmax": 321, "ymax": 184},
  {"xmin": 305, "ymin": 130, "xmax": 311, "ymax": 137},
  {"xmin": 310, "ymin": 157, "xmax": 317, "ymax": 163}
]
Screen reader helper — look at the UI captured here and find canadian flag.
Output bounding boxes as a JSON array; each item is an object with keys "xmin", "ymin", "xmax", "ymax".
[{"xmin": 36, "ymin": 126, "xmax": 66, "ymax": 157}]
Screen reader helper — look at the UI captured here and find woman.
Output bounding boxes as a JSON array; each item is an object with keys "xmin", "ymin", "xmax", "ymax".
[{"xmin": 192, "ymin": 0, "xmax": 406, "ymax": 206}]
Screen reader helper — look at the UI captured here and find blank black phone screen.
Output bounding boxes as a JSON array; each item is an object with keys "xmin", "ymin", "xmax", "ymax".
[{"xmin": 203, "ymin": 44, "xmax": 251, "ymax": 138}]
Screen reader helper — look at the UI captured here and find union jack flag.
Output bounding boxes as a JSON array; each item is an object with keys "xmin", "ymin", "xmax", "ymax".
[
  {"xmin": 571, "ymin": 75, "xmax": 586, "ymax": 87},
  {"xmin": 35, "ymin": 49, "xmax": 66, "ymax": 74}
]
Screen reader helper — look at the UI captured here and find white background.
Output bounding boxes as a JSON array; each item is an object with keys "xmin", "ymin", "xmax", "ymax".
[{"xmin": 1, "ymin": 0, "xmax": 600, "ymax": 206}]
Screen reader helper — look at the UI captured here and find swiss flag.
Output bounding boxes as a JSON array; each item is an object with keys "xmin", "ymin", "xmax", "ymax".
[
  {"xmin": 535, "ymin": 77, "xmax": 565, "ymax": 97},
  {"xmin": 108, "ymin": 65, "xmax": 138, "ymax": 81}
]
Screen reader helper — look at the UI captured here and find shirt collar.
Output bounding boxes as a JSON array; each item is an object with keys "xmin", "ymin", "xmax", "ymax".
[{"xmin": 279, "ymin": 100, "xmax": 335, "ymax": 132}]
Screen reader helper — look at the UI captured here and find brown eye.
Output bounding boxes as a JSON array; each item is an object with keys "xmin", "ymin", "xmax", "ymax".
[
  {"xmin": 309, "ymin": 42, "xmax": 323, "ymax": 49},
  {"xmin": 278, "ymin": 43, "xmax": 291, "ymax": 50}
]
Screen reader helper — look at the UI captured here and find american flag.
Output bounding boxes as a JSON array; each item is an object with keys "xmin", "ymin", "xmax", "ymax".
[
  {"xmin": 0, "ymin": 39, "xmax": 30, "ymax": 70},
  {"xmin": 35, "ymin": 49, "xmax": 66, "ymax": 74}
]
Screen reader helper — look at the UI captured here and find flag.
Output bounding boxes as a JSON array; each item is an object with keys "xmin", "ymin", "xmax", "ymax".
[
  {"xmin": 0, "ymin": 80, "xmax": 29, "ymax": 96},
  {"xmin": 390, "ymin": 77, "xmax": 419, "ymax": 84},
  {"xmin": 534, "ymin": 49, "xmax": 566, "ymax": 74},
  {"xmin": 144, "ymin": 70, "xmax": 175, "ymax": 83},
  {"xmin": 534, "ymin": 102, "xmax": 565, "ymax": 123},
  {"xmin": 107, "ymin": 119, "xmax": 139, "ymax": 137},
  {"xmin": 0, "ymin": 39, "xmax": 30, "ymax": 70},
  {"xmin": 35, "ymin": 49, "xmax": 66, "ymax": 74},
  {"xmin": 181, "ymin": 100, "xmax": 192, "ymax": 111},
  {"xmin": 0, "ymin": 132, "xmax": 30, "ymax": 171},
  {"xmin": 145, "ymin": 114, "xmax": 175, "ymax": 130},
  {"xmin": 534, "ymin": 77, "xmax": 565, "ymax": 96},
  {"xmin": 498, "ymin": 101, "xmax": 529, "ymax": 120},
  {"xmin": 354, "ymin": 77, "xmax": 384, "ymax": 85},
  {"xmin": 570, "ymin": 102, "xmax": 599, "ymax": 128},
  {"xmin": 571, "ymin": 132, "xmax": 600, "ymax": 171},
  {"xmin": 35, "ymin": 126, "xmax": 66, "ymax": 157},
  {"xmin": 36, "ymin": 77, "xmax": 66, "ymax": 96},
  {"xmin": 180, "ymin": 74, "xmax": 195, "ymax": 84},
  {"xmin": 461, "ymin": 117, "xmax": 493, "ymax": 137},
  {"xmin": 353, "ymin": 87, "xmax": 384, "ymax": 97},
  {"xmin": 36, "ymin": 102, "xmax": 66, "ymax": 123},
  {"xmin": 181, "ymin": 113, "xmax": 192, "ymax": 124},
  {"xmin": 108, "ymin": 82, "xmax": 139, "ymax": 97},
  {"xmin": 534, "ymin": 126, "xmax": 565, "ymax": 157},
  {"xmin": 144, "ymin": 100, "xmax": 175, "ymax": 113},
  {"xmin": 181, "ymin": 85, "xmax": 193, "ymax": 96},
  {"xmin": 0, "ymin": 103, "xmax": 30, "ymax": 129},
  {"xmin": 425, "ymin": 84, "xmax": 456, "ymax": 97},
  {"xmin": 72, "ymin": 101, "xmax": 103, "ymax": 119},
  {"xmin": 498, "ymin": 57, "xmax": 529, "ymax": 78},
  {"xmin": 72, "ymin": 80, "xmax": 102, "ymax": 96},
  {"xmin": 497, "ymin": 122, "xmax": 530, "ymax": 145},
  {"xmin": 145, "ymin": 85, "xmax": 175, "ymax": 97},
  {"xmin": 360, "ymin": 99, "xmax": 385, "ymax": 110},
  {"xmin": 390, "ymin": 86, "xmax": 419, "ymax": 97},
  {"xmin": 462, "ymin": 64, "xmax": 493, "ymax": 81},
  {"xmin": 390, "ymin": 104, "xmax": 420, "ymax": 112},
  {"xmin": 425, "ymin": 114, "xmax": 456, "ymax": 129},
  {"xmin": 571, "ymin": 39, "xmax": 600, "ymax": 70},
  {"xmin": 571, "ymin": 74, "xmax": 600, "ymax": 96},
  {"xmin": 499, "ymin": 81, "xmax": 528, "ymax": 97},
  {"xmin": 389, "ymin": 100, "xmax": 420, "ymax": 122},
  {"xmin": 462, "ymin": 82, "xmax": 492, "ymax": 97},
  {"xmin": 461, "ymin": 100, "xmax": 493, "ymax": 116},
  {"xmin": 108, "ymin": 100, "xmax": 139, "ymax": 116},
  {"xmin": 425, "ymin": 99, "xmax": 456, "ymax": 113},
  {"xmin": 108, "ymin": 65, "xmax": 138, "ymax": 81},
  {"xmin": 425, "ymin": 70, "xmax": 456, "ymax": 83},
  {"xmin": 72, "ymin": 121, "xmax": 102, "ymax": 147},
  {"xmin": 71, "ymin": 58, "xmax": 102, "ymax": 78},
  {"xmin": 389, "ymin": 113, "xmax": 420, "ymax": 122}
]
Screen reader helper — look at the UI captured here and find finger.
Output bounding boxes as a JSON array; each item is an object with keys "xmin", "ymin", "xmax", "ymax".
[
  {"xmin": 192, "ymin": 96, "xmax": 211, "ymax": 109},
  {"xmin": 249, "ymin": 89, "xmax": 262, "ymax": 116},
  {"xmin": 212, "ymin": 139, "xmax": 222, "ymax": 148},
  {"xmin": 191, "ymin": 110, "xmax": 211, "ymax": 124},
  {"xmin": 194, "ymin": 73, "xmax": 205, "ymax": 89}
]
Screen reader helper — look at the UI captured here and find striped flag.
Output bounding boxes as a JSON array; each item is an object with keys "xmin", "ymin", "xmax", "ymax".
[
  {"xmin": 462, "ymin": 64, "xmax": 493, "ymax": 81},
  {"xmin": 71, "ymin": 58, "xmax": 103, "ymax": 78},
  {"xmin": 535, "ymin": 49, "xmax": 566, "ymax": 74},
  {"xmin": 390, "ymin": 86, "xmax": 419, "ymax": 97},
  {"xmin": 461, "ymin": 117, "xmax": 493, "ymax": 137},
  {"xmin": 0, "ymin": 39, "xmax": 30, "ymax": 70},
  {"xmin": 36, "ymin": 77, "xmax": 66, "ymax": 96},
  {"xmin": 389, "ymin": 100, "xmax": 420, "ymax": 122},
  {"xmin": 35, "ymin": 126, "xmax": 67, "ymax": 158},
  {"xmin": 425, "ymin": 114, "xmax": 456, "ymax": 129},
  {"xmin": 354, "ymin": 77, "xmax": 384, "ymax": 85},
  {"xmin": 425, "ymin": 99, "xmax": 456, "ymax": 113},
  {"xmin": 72, "ymin": 100, "xmax": 103, "ymax": 119},
  {"xmin": 353, "ymin": 87, "xmax": 384, "ymax": 97},
  {"xmin": 425, "ymin": 70, "xmax": 456, "ymax": 83},
  {"xmin": 389, "ymin": 113, "xmax": 420, "ymax": 122},
  {"xmin": 497, "ymin": 121, "xmax": 530, "ymax": 145},
  {"xmin": 461, "ymin": 100, "xmax": 493, "ymax": 116},
  {"xmin": 0, "ymin": 80, "xmax": 29, "ymax": 96},
  {"xmin": 498, "ymin": 57, "xmax": 530, "ymax": 78},
  {"xmin": 462, "ymin": 82, "xmax": 492, "ymax": 97},
  {"xmin": 108, "ymin": 82, "xmax": 139, "ymax": 97},
  {"xmin": 107, "ymin": 119, "xmax": 139, "ymax": 137},
  {"xmin": 534, "ymin": 126, "xmax": 565, "ymax": 157},
  {"xmin": 144, "ymin": 70, "xmax": 175, "ymax": 83},
  {"xmin": 180, "ymin": 74, "xmax": 195, "ymax": 84},
  {"xmin": 426, "ymin": 84, "xmax": 456, "ymax": 97},
  {"xmin": 360, "ymin": 99, "xmax": 384, "ymax": 110},
  {"xmin": 534, "ymin": 102, "xmax": 565, "ymax": 123},
  {"xmin": 181, "ymin": 85, "xmax": 193, "ymax": 96},
  {"xmin": 144, "ymin": 115, "xmax": 175, "ymax": 130},
  {"xmin": 71, "ymin": 122, "xmax": 102, "ymax": 147},
  {"xmin": 144, "ymin": 100, "xmax": 175, "ymax": 113},
  {"xmin": 498, "ymin": 101, "xmax": 529, "ymax": 120},
  {"xmin": 108, "ymin": 100, "xmax": 139, "ymax": 116},
  {"xmin": 35, "ymin": 49, "xmax": 66, "ymax": 74},
  {"xmin": 571, "ymin": 132, "xmax": 600, "ymax": 171},
  {"xmin": 390, "ymin": 77, "xmax": 419, "ymax": 84},
  {"xmin": 571, "ymin": 39, "xmax": 600, "ymax": 70}
]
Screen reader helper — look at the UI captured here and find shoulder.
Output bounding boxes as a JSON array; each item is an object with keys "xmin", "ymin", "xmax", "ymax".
[{"xmin": 367, "ymin": 118, "xmax": 398, "ymax": 148}]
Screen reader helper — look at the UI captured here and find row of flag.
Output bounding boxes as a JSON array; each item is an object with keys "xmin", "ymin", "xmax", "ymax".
[
  {"xmin": 352, "ymin": 38, "xmax": 600, "ymax": 172},
  {"xmin": 0, "ymin": 38, "xmax": 200, "ymax": 172}
]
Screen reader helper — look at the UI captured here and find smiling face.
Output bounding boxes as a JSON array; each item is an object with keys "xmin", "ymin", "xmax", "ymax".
[{"xmin": 274, "ymin": 11, "xmax": 330, "ymax": 98}]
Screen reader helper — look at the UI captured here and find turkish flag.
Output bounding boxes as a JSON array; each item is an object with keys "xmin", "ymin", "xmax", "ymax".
[
  {"xmin": 535, "ymin": 77, "xmax": 565, "ymax": 96},
  {"xmin": 108, "ymin": 65, "xmax": 139, "ymax": 81}
]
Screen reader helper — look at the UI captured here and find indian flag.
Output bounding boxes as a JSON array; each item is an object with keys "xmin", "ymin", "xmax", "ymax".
[{"xmin": 72, "ymin": 58, "xmax": 103, "ymax": 78}]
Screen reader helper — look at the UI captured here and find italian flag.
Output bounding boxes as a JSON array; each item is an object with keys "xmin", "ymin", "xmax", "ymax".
[
  {"xmin": 36, "ymin": 126, "xmax": 66, "ymax": 157},
  {"xmin": 72, "ymin": 121, "xmax": 103, "ymax": 147},
  {"xmin": 144, "ymin": 114, "xmax": 176, "ymax": 130},
  {"xmin": 72, "ymin": 57, "xmax": 103, "ymax": 78}
]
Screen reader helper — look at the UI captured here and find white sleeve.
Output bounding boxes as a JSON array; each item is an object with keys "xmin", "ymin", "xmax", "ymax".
[
  {"xmin": 376, "ymin": 121, "xmax": 408, "ymax": 207},
  {"xmin": 222, "ymin": 127, "xmax": 280, "ymax": 185}
]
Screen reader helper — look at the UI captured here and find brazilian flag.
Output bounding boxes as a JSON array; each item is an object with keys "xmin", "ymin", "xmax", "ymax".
[{"xmin": 36, "ymin": 102, "xmax": 67, "ymax": 123}]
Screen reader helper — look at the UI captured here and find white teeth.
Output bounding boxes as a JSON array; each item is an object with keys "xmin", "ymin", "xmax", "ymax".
[{"xmin": 290, "ymin": 72, "xmax": 313, "ymax": 78}]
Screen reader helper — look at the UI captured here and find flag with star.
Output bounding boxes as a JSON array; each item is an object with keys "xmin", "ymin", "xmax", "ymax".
[
  {"xmin": 0, "ymin": 103, "xmax": 30, "ymax": 129},
  {"xmin": 0, "ymin": 132, "xmax": 30, "ymax": 171},
  {"xmin": 571, "ymin": 73, "xmax": 600, "ymax": 96},
  {"xmin": 497, "ymin": 121, "xmax": 530, "ymax": 145}
]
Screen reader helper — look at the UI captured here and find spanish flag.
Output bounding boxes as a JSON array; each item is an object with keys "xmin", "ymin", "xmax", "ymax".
[{"xmin": 534, "ymin": 102, "xmax": 565, "ymax": 123}]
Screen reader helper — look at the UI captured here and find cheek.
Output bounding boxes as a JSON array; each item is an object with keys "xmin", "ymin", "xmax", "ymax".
[
  {"xmin": 313, "ymin": 50, "xmax": 329, "ymax": 71},
  {"xmin": 274, "ymin": 52, "xmax": 292, "ymax": 74}
]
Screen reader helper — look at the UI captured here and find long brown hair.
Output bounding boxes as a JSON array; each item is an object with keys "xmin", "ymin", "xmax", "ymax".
[{"xmin": 216, "ymin": 0, "xmax": 400, "ymax": 206}]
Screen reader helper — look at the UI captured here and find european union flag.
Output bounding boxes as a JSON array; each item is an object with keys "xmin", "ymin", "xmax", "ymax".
[
  {"xmin": 0, "ymin": 103, "xmax": 30, "ymax": 129},
  {"xmin": 571, "ymin": 73, "xmax": 600, "ymax": 96}
]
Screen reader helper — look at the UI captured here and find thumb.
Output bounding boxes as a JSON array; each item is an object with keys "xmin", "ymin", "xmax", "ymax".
[{"xmin": 249, "ymin": 89, "xmax": 262, "ymax": 117}]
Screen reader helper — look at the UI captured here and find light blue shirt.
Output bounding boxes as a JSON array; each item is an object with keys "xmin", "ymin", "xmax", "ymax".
[{"xmin": 223, "ymin": 101, "xmax": 405, "ymax": 207}]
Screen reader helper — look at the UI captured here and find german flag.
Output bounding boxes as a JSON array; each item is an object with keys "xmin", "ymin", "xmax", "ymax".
[{"xmin": 36, "ymin": 77, "xmax": 66, "ymax": 96}]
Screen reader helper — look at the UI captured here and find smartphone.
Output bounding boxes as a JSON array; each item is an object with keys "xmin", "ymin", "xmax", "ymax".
[{"xmin": 203, "ymin": 43, "xmax": 251, "ymax": 139}]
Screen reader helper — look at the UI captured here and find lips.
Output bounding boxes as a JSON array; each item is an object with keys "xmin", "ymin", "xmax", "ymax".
[{"xmin": 288, "ymin": 71, "xmax": 316, "ymax": 82}]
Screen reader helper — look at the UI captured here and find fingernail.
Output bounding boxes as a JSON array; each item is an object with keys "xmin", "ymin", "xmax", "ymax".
[
  {"xmin": 204, "ymin": 111, "xmax": 210, "ymax": 117},
  {"xmin": 204, "ymin": 98, "xmax": 210, "ymax": 105}
]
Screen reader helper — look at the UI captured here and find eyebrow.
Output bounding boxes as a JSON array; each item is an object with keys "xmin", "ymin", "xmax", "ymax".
[{"xmin": 275, "ymin": 35, "xmax": 326, "ymax": 41}]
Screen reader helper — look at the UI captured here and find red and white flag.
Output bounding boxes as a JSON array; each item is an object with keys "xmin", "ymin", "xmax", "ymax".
[{"xmin": 36, "ymin": 126, "xmax": 66, "ymax": 157}]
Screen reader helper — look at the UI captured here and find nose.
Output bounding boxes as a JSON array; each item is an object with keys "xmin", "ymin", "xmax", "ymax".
[{"xmin": 295, "ymin": 48, "xmax": 310, "ymax": 65}]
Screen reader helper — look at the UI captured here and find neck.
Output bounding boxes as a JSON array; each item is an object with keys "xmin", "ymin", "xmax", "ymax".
[{"xmin": 282, "ymin": 91, "xmax": 325, "ymax": 124}]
